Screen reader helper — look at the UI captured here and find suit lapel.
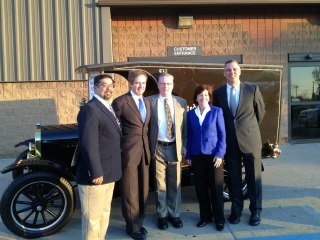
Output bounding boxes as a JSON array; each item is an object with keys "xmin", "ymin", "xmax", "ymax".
[
  {"xmin": 143, "ymin": 97, "xmax": 150, "ymax": 124},
  {"xmin": 220, "ymin": 84, "xmax": 230, "ymax": 111},
  {"xmin": 151, "ymin": 95, "xmax": 159, "ymax": 121},
  {"xmin": 126, "ymin": 92, "xmax": 144, "ymax": 123},
  {"xmin": 93, "ymin": 98, "xmax": 121, "ymax": 133},
  {"xmin": 201, "ymin": 105, "xmax": 213, "ymax": 127},
  {"xmin": 191, "ymin": 109, "xmax": 201, "ymax": 129},
  {"xmin": 173, "ymin": 97, "xmax": 179, "ymax": 129},
  {"xmin": 237, "ymin": 83, "xmax": 246, "ymax": 116}
]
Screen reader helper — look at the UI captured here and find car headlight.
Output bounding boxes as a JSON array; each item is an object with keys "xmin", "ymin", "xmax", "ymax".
[
  {"xmin": 27, "ymin": 142, "xmax": 36, "ymax": 158},
  {"xmin": 27, "ymin": 123, "xmax": 42, "ymax": 159}
]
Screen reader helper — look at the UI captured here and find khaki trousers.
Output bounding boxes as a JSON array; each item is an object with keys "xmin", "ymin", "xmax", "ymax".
[
  {"xmin": 155, "ymin": 143, "xmax": 181, "ymax": 218},
  {"xmin": 78, "ymin": 182, "xmax": 115, "ymax": 240}
]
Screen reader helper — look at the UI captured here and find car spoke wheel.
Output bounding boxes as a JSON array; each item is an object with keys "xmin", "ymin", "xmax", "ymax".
[
  {"xmin": 0, "ymin": 172, "xmax": 75, "ymax": 238},
  {"xmin": 223, "ymin": 163, "xmax": 248, "ymax": 201}
]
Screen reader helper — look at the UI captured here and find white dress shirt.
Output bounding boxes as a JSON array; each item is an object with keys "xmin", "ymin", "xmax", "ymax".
[
  {"xmin": 195, "ymin": 104, "xmax": 211, "ymax": 126},
  {"xmin": 94, "ymin": 94, "xmax": 113, "ymax": 111},
  {"xmin": 157, "ymin": 95, "xmax": 175, "ymax": 142}
]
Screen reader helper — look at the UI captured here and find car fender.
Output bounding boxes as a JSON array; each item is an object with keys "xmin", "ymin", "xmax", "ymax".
[
  {"xmin": 14, "ymin": 139, "xmax": 34, "ymax": 148},
  {"xmin": 1, "ymin": 158, "xmax": 69, "ymax": 177}
]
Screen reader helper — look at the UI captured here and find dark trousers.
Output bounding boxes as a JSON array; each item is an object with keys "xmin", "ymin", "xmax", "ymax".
[
  {"xmin": 226, "ymin": 142, "xmax": 262, "ymax": 216},
  {"xmin": 191, "ymin": 154, "xmax": 225, "ymax": 224},
  {"xmin": 120, "ymin": 158, "xmax": 149, "ymax": 233}
]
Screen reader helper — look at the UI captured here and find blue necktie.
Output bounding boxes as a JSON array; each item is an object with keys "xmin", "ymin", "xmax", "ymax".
[
  {"xmin": 138, "ymin": 98, "xmax": 146, "ymax": 123},
  {"xmin": 229, "ymin": 87, "xmax": 237, "ymax": 116}
]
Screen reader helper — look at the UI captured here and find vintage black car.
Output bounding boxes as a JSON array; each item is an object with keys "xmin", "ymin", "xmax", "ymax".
[{"xmin": 0, "ymin": 62, "xmax": 282, "ymax": 238}]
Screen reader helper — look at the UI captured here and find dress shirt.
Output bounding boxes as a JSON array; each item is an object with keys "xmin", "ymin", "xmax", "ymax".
[
  {"xmin": 195, "ymin": 104, "xmax": 211, "ymax": 126},
  {"xmin": 227, "ymin": 82, "xmax": 240, "ymax": 108},
  {"xmin": 94, "ymin": 94, "xmax": 114, "ymax": 112},
  {"xmin": 130, "ymin": 90, "xmax": 146, "ymax": 116},
  {"xmin": 157, "ymin": 95, "xmax": 175, "ymax": 142}
]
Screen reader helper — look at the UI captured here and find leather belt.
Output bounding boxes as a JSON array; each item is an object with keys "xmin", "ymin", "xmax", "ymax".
[{"xmin": 157, "ymin": 140, "xmax": 176, "ymax": 146}]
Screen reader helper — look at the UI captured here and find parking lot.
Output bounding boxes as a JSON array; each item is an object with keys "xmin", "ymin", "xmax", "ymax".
[{"xmin": 1, "ymin": 143, "xmax": 320, "ymax": 240}]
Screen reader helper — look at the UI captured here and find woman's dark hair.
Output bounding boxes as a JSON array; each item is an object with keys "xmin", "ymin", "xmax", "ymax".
[{"xmin": 193, "ymin": 84, "xmax": 213, "ymax": 105}]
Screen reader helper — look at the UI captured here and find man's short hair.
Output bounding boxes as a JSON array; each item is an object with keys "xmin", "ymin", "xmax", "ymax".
[
  {"xmin": 158, "ymin": 72, "xmax": 174, "ymax": 82},
  {"xmin": 224, "ymin": 59, "xmax": 240, "ymax": 67},
  {"xmin": 94, "ymin": 74, "xmax": 114, "ymax": 86},
  {"xmin": 128, "ymin": 70, "xmax": 148, "ymax": 84}
]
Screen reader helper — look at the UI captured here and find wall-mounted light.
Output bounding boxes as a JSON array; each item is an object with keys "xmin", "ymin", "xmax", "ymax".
[{"xmin": 178, "ymin": 15, "xmax": 193, "ymax": 29}]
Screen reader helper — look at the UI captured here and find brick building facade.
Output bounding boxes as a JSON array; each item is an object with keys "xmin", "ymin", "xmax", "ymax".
[
  {"xmin": 1, "ymin": 1, "xmax": 320, "ymax": 157},
  {"xmin": 108, "ymin": 4, "xmax": 320, "ymax": 143}
]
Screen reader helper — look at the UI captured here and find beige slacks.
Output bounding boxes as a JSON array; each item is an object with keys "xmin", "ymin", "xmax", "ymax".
[
  {"xmin": 155, "ymin": 144, "xmax": 181, "ymax": 218},
  {"xmin": 78, "ymin": 182, "xmax": 115, "ymax": 240}
]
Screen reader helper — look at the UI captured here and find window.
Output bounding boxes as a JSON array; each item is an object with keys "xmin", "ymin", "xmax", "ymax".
[{"xmin": 289, "ymin": 64, "xmax": 320, "ymax": 140}]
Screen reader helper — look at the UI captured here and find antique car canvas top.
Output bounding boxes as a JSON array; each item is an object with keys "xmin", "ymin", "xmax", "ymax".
[{"xmin": 77, "ymin": 61, "xmax": 283, "ymax": 144}]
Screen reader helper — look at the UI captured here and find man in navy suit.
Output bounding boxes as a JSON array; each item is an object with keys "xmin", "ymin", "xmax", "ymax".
[
  {"xmin": 76, "ymin": 74, "xmax": 122, "ymax": 240},
  {"xmin": 214, "ymin": 60, "xmax": 265, "ymax": 226}
]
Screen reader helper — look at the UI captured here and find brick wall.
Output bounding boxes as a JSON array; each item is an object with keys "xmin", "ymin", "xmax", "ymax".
[
  {"xmin": 0, "ymin": 78, "xmax": 129, "ymax": 158},
  {"xmin": 111, "ymin": 5, "xmax": 320, "ymax": 143},
  {"xmin": 0, "ymin": 81, "xmax": 88, "ymax": 157},
  {"xmin": 0, "ymin": 77, "xmax": 128, "ymax": 158}
]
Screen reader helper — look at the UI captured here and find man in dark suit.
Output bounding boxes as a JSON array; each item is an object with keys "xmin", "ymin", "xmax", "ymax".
[
  {"xmin": 213, "ymin": 60, "xmax": 265, "ymax": 226},
  {"xmin": 76, "ymin": 74, "xmax": 122, "ymax": 240},
  {"xmin": 112, "ymin": 70, "xmax": 151, "ymax": 240},
  {"xmin": 148, "ymin": 73, "xmax": 187, "ymax": 230}
]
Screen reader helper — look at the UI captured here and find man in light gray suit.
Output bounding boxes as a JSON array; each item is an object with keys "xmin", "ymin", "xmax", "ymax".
[
  {"xmin": 148, "ymin": 72, "xmax": 187, "ymax": 230},
  {"xmin": 213, "ymin": 60, "xmax": 265, "ymax": 226}
]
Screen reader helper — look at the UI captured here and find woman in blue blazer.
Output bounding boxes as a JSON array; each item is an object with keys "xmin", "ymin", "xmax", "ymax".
[{"xmin": 186, "ymin": 84, "xmax": 226, "ymax": 231}]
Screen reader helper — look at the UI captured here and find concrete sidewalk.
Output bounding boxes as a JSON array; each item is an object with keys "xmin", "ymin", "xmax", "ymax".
[{"xmin": 1, "ymin": 143, "xmax": 320, "ymax": 239}]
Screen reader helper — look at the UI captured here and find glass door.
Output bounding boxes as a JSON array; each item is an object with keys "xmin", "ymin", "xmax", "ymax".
[{"xmin": 290, "ymin": 64, "xmax": 320, "ymax": 140}]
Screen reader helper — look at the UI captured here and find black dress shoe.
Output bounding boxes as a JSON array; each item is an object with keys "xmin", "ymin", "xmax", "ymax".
[
  {"xmin": 196, "ymin": 220, "xmax": 207, "ymax": 228},
  {"xmin": 140, "ymin": 227, "xmax": 148, "ymax": 237},
  {"xmin": 196, "ymin": 219, "xmax": 212, "ymax": 228},
  {"xmin": 249, "ymin": 213, "xmax": 261, "ymax": 226},
  {"xmin": 128, "ymin": 230, "xmax": 146, "ymax": 240},
  {"xmin": 228, "ymin": 213, "xmax": 240, "ymax": 224},
  {"xmin": 168, "ymin": 216, "xmax": 183, "ymax": 228},
  {"xmin": 216, "ymin": 223, "xmax": 225, "ymax": 231},
  {"xmin": 158, "ymin": 217, "xmax": 168, "ymax": 230}
]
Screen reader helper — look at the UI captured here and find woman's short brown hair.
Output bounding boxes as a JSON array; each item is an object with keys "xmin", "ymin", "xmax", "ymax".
[{"xmin": 193, "ymin": 84, "xmax": 213, "ymax": 105}]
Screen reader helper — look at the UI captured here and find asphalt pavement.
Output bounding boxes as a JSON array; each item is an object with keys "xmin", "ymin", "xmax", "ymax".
[{"xmin": 1, "ymin": 143, "xmax": 320, "ymax": 240}]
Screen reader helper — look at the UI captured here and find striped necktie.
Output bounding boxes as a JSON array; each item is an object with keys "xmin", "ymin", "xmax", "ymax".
[{"xmin": 108, "ymin": 104, "xmax": 121, "ymax": 127}]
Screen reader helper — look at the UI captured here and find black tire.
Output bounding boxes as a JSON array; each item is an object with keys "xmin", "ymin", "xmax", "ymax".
[
  {"xmin": 223, "ymin": 164, "xmax": 248, "ymax": 201},
  {"xmin": 0, "ymin": 172, "xmax": 75, "ymax": 238},
  {"xmin": 12, "ymin": 149, "xmax": 29, "ymax": 179}
]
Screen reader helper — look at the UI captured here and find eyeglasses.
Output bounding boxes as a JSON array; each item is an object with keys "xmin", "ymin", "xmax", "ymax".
[{"xmin": 98, "ymin": 83, "xmax": 114, "ymax": 89}]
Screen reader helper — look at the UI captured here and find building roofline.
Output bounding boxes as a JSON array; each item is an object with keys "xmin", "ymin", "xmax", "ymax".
[{"xmin": 97, "ymin": 0, "xmax": 320, "ymax": 7}]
